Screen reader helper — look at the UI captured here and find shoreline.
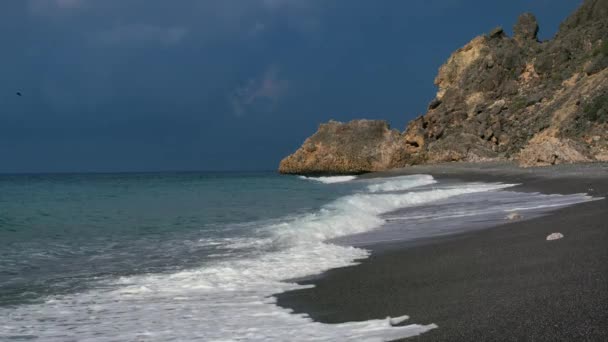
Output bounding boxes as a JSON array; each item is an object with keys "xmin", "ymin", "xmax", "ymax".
[{"xmin": 275, "ymin": 162, "xmax": 608, "ymax": 341}]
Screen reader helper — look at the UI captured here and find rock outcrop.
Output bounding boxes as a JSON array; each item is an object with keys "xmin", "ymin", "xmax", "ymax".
[
  {"xmin": 278, "ymin": 120, "xmax": 407, "ymax": 175},
  {"xmin": 280, "ymin": 0, "xmax": 608, "ymax": 175}
]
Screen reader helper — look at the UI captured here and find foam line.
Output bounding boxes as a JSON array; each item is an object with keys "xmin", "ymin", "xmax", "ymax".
[{"xmin": 298, "ymin": 175, "xmax": 357, "ymax": 183}]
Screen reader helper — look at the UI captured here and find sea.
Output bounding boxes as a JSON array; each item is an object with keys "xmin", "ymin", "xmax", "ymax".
[{"xmin": 0, "ymin": 172, "xmax": 597, "ymax": 341}]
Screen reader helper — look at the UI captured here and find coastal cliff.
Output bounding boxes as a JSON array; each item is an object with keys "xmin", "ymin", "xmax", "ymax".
[{"xmin": 279, "ymin": 0, "xmax": 608, "ymax": 175}]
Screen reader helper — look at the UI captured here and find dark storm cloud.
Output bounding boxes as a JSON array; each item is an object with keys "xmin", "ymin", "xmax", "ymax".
[
  {"xmin": 95, "ymin": 25, "xmax": 189, "ymax": 46},
  {"xmin": 14, "ymin": 0, "xmax": 312, "ymax": 117},
  {"xmin": 1, "ymin": 0, "xmax": 582, "ymax": 172}
]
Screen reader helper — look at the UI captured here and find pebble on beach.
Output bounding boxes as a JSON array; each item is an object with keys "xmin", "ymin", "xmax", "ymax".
[
  {"xmin": 546, "ymin": 232, "xmax": 564, "ymax": 241},
  {"xmin": 506, "ymin": 212, "xmax": 523, "ymax": 220}
]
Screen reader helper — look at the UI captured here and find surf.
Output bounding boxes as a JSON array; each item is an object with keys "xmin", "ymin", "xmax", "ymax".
[{"xmin": 1, "ymin": 174, "xmax": 598, "ymax": 341}]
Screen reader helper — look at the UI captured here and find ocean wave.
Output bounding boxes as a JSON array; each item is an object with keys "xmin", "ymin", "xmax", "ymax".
[
  {"xmin": 366, "ymin": 174, "xmax": 437, "ymax": 192},
  {"xmin": 268, "ymin": 182, "xmax": 516, "ymax": 245}
]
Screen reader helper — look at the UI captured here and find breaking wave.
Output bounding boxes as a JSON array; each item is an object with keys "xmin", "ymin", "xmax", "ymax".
[{"xmin": 298, "ymin": 175, "xmax": 357, "ymax": 184}]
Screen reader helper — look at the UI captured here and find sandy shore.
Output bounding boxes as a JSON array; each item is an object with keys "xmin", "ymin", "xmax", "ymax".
[{"xmin": 275, "ymin": 162, "xmax": 608, "ymax": 341}]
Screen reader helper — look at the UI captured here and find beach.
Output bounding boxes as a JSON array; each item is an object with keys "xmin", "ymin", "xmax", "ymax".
[
  {"xmin": 275, "ymin": 162, "xmax": 608, "ymax": 341},
  {"xmin": 2, "ymin": 165, "xmax": 605, "ymax": 341}
]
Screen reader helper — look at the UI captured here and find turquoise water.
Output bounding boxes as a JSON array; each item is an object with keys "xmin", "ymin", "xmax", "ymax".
[{"xmin": 0, "ymin": 172, "xmax": 355, "ymax": 306}]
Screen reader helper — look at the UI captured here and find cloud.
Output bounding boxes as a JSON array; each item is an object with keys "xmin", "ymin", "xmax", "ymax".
[
  {"xmin": 188, "ymin": 0, "xmax": 320, "ymax": 39},
  {"xmin": 262, "ymin": 0, "xmax": 303, "ymax": 10},
  {"xmin": 247, "ymin": 67, "xmax": 289, "ymax": 101},
  {"xmin": 248, "ymin": 22, "xmax": 266, "ymax": 36},
  {"xmin": 231, "ymin": 66, "xmax": 289, "ymax": 117},
  {"xmin": 97, "ymin": 25, "xmax": 189, "ymax": 46},
  {"xmin": 29, "ymin": 0, "xmax": 320, "ymax": 41},
  {"xmin": 261, "ymin": 0, "xmax": 321, "ymax": 34},
  {"xmin": 28, "ymin": 0, "xmax": 85, "ymax": 13},
  {"xmin": 55, "ymin": 0, "xmax": 82, "ymax": 8}
]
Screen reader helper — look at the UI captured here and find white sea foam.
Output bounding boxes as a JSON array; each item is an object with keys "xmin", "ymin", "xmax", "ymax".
[
  {"xmin": 366, "ymin": 174, "xmax": 437, "ymax": 192},
  {"xmin": 1, "ymin": 244, "xmax": 437, "ymax": 341},
  {"xmin": 269, "ymin": 182, "xmax": 516, "ymax": 245},
  {"xmin": 1, "ymin": 176, "xmax": 527, "ymax": 341},
  {"xmin": 502, "ymin": 192, "xmax": 600, "ymax": 212},
  {"xmin": 335, "ymin": 190, "xmax": 598, "ymax": 247},
  {"xmin": 298, "ymin": 175, "xmax": 357, "ymax": 183}
]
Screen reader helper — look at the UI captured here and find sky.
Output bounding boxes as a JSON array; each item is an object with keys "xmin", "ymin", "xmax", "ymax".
[{"xmin": 1, "ymin": 0, "xmax": 582, "ymax": 173}]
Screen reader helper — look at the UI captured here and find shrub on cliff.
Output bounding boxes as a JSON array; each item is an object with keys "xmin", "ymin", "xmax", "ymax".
[{"xmin": 584, "ymin": 93, "xmax": 608, "ymax": 123}]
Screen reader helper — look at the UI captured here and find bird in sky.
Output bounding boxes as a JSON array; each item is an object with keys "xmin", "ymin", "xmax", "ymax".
[{"xmin": 16, "ymin": 92, "xmax": 22, "ymax": 96}]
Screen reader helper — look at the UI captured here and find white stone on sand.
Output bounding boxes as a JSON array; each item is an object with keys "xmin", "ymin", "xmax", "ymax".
[
  {"xmin": 546, "ymin": 232, "xmax": 564, "ymax": 241},
  {"xmin": 506, "ymin": 212, "xmax": 522, "ymax": 220}
]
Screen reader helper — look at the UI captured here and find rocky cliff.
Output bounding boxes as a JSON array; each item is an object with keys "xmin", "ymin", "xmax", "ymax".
[{"xmin": 279, "ymin": 0, "xmax": 608, "ymax": 175}]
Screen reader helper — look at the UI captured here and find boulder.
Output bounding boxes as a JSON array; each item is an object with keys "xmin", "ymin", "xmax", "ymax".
[
  {"xmin": 517, "ymin": 135, "xmax": 590, "ymax": 167},
  {"xmin": 488, "ymin": 27, "xmax": 505, "ymax": 39}
]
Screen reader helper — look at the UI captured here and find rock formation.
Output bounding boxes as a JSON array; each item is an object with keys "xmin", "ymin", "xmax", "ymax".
[
  {"xmin": 279, "ymin": 0, "xmax": 608, "ymax": 175},
  {"xmin": 278, "ymin": 120, "xmax": 407, "ymax": 175}
]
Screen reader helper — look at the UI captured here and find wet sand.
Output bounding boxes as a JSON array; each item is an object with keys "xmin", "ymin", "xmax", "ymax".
[{"xmin": 275, "ymin": 162, "xmax": 608, "ymax": 341}]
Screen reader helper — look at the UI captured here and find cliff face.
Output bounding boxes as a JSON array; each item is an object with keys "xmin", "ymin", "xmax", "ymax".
[
  {"xmin": 405, "ymin": 0, "xmax": 608, "ymax": 167},
  {"xmin": 280, "ymin": 0, "xmax": 608, "ymax": 175}
]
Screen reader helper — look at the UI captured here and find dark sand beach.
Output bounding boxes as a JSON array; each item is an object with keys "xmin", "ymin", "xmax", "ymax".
[{"xmin": 275, "ymin": 163, "xmax": 608, "ymax": 341}]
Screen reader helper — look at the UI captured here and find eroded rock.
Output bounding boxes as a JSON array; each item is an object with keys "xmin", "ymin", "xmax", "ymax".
[
  {"xmin": 514, "ymin": 13, "xmax": 539, "ymax": 43},
  {"xmin": 278, "ymin": 120, "xmax": 407, "ymax": 175}
]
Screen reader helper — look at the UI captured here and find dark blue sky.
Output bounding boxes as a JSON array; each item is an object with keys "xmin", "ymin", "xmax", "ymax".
[{"xmin": 1, "ymin": 0, "xmax": 581, "ymax": 172}]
